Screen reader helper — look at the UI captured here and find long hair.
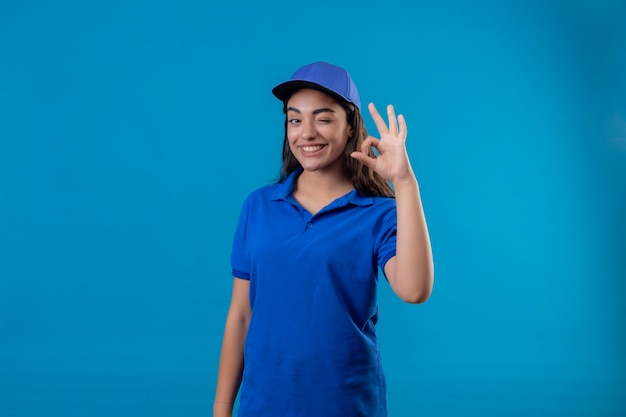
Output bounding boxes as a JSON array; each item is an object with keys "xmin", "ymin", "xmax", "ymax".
[{"xmin": 278, "ymin": 97, "xmax": 394, "ymax": 198}]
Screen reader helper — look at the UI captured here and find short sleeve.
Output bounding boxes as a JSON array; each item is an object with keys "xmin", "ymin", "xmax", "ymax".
[
  {"xmin": 230, "ymin": 196, "xmax": 251, "ymax": 280},
  {"xmin": 375, "ymin": 203, "xmax": 397, "ymax": 277}
]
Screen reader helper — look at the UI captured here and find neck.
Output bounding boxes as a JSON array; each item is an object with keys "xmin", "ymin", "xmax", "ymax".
[
  {"xmin": 296, "ymin": 167, "xmax": 353, "ymax": 194},
  {"xmin": 292, "ymin": 167, "xmax": 355, "ymax": 216}
]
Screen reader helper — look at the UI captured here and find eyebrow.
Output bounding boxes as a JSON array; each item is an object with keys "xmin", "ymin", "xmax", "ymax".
[{"xmin": 286, "ymin": 107, "xmax": 336, "ymax": 115}]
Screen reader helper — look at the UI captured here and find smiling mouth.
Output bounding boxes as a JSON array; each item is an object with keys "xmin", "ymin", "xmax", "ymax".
[{"xmin": 301, "ymin": 145, "xmax": 325, "ymax": 152}]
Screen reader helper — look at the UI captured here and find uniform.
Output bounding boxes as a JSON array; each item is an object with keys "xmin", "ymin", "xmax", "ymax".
[{"xmin": 231, "ymin": 168, "xmax": 397, "ymax": 417}]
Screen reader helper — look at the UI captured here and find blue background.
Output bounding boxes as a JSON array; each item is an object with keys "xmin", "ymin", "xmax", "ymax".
[{"xmin": 1, "ymin": 0, "xmax": 625, "ymax": 416}]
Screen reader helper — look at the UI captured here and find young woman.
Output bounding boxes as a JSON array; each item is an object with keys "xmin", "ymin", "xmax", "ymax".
[{"xmin": 214, "ymin": 62, "xmax": 434, "ymax": 417}]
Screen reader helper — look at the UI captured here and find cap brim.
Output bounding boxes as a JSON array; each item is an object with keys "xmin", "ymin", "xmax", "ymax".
[{"xmin": 272, "ymin": 80, "xmax": 351, "ymax": 107}]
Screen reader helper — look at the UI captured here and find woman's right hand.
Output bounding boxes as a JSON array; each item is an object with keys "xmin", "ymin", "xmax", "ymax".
[{"xmin": 213, "ymin": 278, "xmax": 251, "ymax": 417}]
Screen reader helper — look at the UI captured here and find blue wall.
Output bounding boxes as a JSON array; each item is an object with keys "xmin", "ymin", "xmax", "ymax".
[{"xmin": 1, "ymin": 1, "xmax": 624, "ymax": 416}]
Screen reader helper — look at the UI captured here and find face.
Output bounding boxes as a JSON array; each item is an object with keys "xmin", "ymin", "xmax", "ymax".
[{"xmin": 285, "ymin": 88, "xmax": 353, "ymax": 174}]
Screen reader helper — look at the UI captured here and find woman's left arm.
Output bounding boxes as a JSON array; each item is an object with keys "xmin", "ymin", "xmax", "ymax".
[{"xmin": 351, "ymin": 103, "xmax": 434, "ymax": 303}]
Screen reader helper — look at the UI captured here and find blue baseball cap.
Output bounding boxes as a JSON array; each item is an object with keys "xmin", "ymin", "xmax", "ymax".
[{"xmin": 272, "ymin": 62, "xmax": 361, "ymax": 110}]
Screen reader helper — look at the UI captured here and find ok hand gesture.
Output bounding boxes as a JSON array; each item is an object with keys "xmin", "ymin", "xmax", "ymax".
[{"xmin": 350, "ymin": 103, "xmax": 415, "ymax": 185}]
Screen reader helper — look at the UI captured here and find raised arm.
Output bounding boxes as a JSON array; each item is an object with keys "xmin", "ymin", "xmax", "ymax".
[{"xmin": 351, "ymin": 103, "xmax": 434, "ymax": 303}]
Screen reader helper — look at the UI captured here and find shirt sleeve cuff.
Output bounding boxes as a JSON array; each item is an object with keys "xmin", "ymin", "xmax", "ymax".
[{"xmin": 232, "ymin": 268, "xmax": 250, "ymax": 280}]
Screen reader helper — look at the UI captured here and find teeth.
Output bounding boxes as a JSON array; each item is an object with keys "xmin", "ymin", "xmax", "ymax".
[{"xmin": 302, "ymin": 145, "xmax": 324, "ymax": 152}]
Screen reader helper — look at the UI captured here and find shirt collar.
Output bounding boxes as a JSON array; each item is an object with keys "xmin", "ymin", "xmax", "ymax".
[{"xmin": 270, "ymin": 168, "xmax": 374, "ymax": 207}]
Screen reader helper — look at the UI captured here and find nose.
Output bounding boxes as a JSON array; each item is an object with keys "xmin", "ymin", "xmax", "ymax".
[{"xmin": 300, "ymin": 119, "xmax": 317, "ymax": 140}]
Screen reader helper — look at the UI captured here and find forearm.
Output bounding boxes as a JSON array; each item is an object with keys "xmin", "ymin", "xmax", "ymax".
[
  {"xmin": 389, "ymin": 175, "xmax": 434, "ymax": 303},
  {"xmin": 213, "ymin": 314, "xmax": 249, "ymax": 416}
]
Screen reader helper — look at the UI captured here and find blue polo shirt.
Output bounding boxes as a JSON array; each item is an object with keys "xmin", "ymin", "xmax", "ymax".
[{"xmin": 231, "ymin": 169, "xmax": 397, "ymax": 417}]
